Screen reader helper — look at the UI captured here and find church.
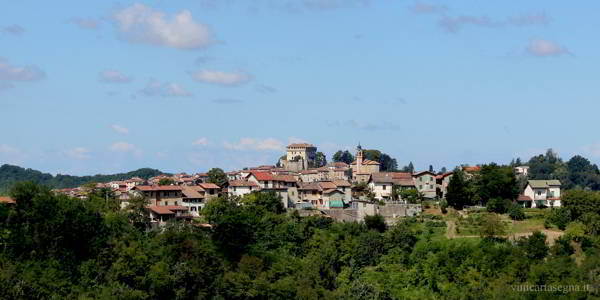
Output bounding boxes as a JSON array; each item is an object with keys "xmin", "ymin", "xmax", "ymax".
[{"xmin": 350, "ymin": 144, "xmax": 380, "ymax": 183}]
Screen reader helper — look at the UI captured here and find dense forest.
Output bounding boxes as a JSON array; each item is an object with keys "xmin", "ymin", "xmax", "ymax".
[
  {"xmin": 1, "ymin": 182, "xmax": 600, "ymax": 299},
  {"xmin": 0, "ymin": 164, "xmax": 165, "ymax": 194}
]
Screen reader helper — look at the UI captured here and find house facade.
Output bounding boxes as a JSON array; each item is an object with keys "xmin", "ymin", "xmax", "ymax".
[
  {"xmin": 413, "ymin": 171, "xmax": 437, "ymax": 199},
  {"xmin": 228, "ymin": 180, "xmax": 259, "ymax": 197},
  {"xmin": 132, "ymin": 185, "xmax": 183, "ymax": 206},
  {"xmin": 522, "ymin": 180, "xmax": 562, "ymax": 208}
]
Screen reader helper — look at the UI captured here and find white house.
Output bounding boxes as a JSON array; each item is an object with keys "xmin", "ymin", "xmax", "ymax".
[
  {"xmin": 181, "ymin": 186, "xmax": 206, "ymax": 217},
  {"xmin": 515, "ymin": 166, "xmax": 530, "ymax": 177},
  {"xmin": 523, "ymin": 180, "xmax": 561, "ymax": 208},
  {"xmin": 368, "ymin": 172, "xmax": 416, "ymax": 202},
  {"xmin": 228, "ymin": 180, "xmax": 259, "ymax": 197}
]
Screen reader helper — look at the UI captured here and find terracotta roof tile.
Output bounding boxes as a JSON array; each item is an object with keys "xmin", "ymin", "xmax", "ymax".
[
  {"xmin": 0, "ymin": 197, "xmax": 15, "ymax": 204},
  {"xmin": 250, "ymin": 171, "xmax": 275, "ymax": 181},
  {"xmin": 134, "ymin": 185, "xmax": 182, "ymax": 191},
  {"xmin": 198, "ymin": 183, "xmax": 220, "ymax": 189},
  {"xmin": 518, "ymin": 195, "xmax": 532, "ymax": 201},
  {"xmin": 181, "ymin": 186, "xmax": 204, "ymax": 198},
  {"xmin": 228, "ymin": 180, "xmax": 259, "ymax": 187}
]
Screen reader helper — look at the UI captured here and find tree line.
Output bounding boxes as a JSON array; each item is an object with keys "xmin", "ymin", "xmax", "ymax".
[{"xmin": 0, "ymin": 164, "xmax": 165, "ymax": 194}]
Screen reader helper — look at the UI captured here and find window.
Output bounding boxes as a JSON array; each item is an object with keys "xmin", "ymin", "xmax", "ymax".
[
  {"xmin": 174, "ymin": 201, "xmax": 178, "ymax": 205},
  {"xmin": 233, "ymin": 187, "xmax": 237, "ymax": 192},
  {"xmin": 383, "ymin": 185, "xmax": 387, "ymax": 190},
  {"xmin": 420, "ymin": 177, "xmax": 423, "ymax": 182},
  {"xmin": 419, "ymin": 185, "xmax": 423, "ymax": 189},
  {"xmin": 430, "ymin": 184, "xmax": 433, "ymax": 189}
]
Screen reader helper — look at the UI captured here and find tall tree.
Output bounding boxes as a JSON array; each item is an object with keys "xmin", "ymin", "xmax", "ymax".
[
  {"xmin": 473, "ymin": 163, "xmax": 519, "ymax": 205},
  {"xmin": 207, "ymin": 168, "xmax": 228, "ymax": 187},
  {"xmin": 402, "ymin": 162, "xmax": 415, "ymax": 173},
  {"xmin": 313, "ymin": 152, "xmax": 327, "ymax": 168},
  {"xmin": 446, "ymin": 168, "xmax": 471, "ymax": 209},
  {"xmin": 332, "ymin": 150, "xmax": 354, "ymax": 165}
]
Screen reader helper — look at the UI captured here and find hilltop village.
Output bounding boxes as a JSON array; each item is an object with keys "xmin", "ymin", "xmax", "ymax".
[{"xmin": 44, "ymin": 143, "xmax": 558, "ymax": 227}]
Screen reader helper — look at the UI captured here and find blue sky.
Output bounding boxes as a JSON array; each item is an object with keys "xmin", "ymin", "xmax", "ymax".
[{"xmin": 1, "ymin": 0, "xmax": 599, "ymax": 175}]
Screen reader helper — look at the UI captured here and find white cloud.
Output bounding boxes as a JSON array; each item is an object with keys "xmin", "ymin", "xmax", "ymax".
[
  {"xmin": 0, "ymin": 144, "xmax": 25, "ymax": 163},
  {"xmin": 0, "ymin": 58, "xmax": 45, "ymax": 82},
  {"xmin": 99, "ymin": 70, "xmax": 132, "ymax": 83},
  {"xmin": 65, "ymin": 147, "xmax": 91, "ymax": 160},
  {"xmin": 224, "ymin": 137, "xmax": 284, "ymax": 151},
  {"xmin": 111, "ymin": 124, "xmax": 129, "ymax": 134},
  {"xmin": 113, "ymin": 3, "xmax": 215, "ymax": 50},
  {"xmin": 191, "ymin": 70, "xmax": 251, "ymax": 86},
  {"xmin": 2, "ymin": 25, "xmax": 25, "ymax": 35},
  {"xmin": 110, "ymin": 142, "xmax": 142, "ymax": 157},
  {"xmin": 0, "ymin": 144, "xmax": 19, "ymax": 156},
  {"xmin": 526, "ymin": 38, "xmax": 569, "ymax": 57},
  {"xmin": 141, "ymin": 79, "xmax": 192, "ymax": 97},
  {"xmin": 72, "ymin": 18, "xmax": 99, "ymax": 29},
  {"xmin": 436, "ymin": 13, "xmax": 549, "ymax": 33},
  {"xmin": 193, "ymin": 137, "xmax": 209, "ymax": 146}
]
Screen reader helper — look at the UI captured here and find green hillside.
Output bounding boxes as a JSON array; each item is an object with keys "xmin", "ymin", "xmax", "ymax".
[{"xmin": 0, "ymin": 164, "xmax": 166, "ymax": 194}]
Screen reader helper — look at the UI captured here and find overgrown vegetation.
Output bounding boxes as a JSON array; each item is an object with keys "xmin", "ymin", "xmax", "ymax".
[{"xmin": 1, "ymin": 182, "xmax": 600, "ymax": 298}]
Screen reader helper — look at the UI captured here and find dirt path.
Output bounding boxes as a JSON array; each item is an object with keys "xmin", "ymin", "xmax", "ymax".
[
  {"xmin": 446, "ymin": 220, "xmax": 456, "ymax": 239},
  {"xmin": 508, "ymin": 229, "xmax": 564, "ymax": 246},
  {"xmin": 445, "ymin": 223, "xmax": 564, "ymax": 245}
]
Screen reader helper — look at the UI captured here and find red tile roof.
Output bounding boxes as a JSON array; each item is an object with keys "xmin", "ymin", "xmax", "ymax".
[
  {"xmin": 435, "ymin": 172, "xmax": 454, "ymax": 180},
  {"xmin": 463, "ymin": 166, "xmax": 481, "ymax": 172},
  {"xmin": 134, "ymin": 185, "xmax": 182, "ymax": 191},
  {"xmin": 351, "ymin": 159, "xmax": 380, "ymax": 166},
  {"xmin": 198, "ymin": 183, "xmax": 220, "ymax": 189},
  {"xmin": 250, "ymin": 172, "xmax": 274, "ymax": 181},
  {"xmin": 413, "ymin": 171, "xmax": 436, "ymax": 177},
  {"xmin": 228, "ymin": 180, "xmax": 259, "ymax": 187},
  {"xmin": 517, "ymin": 195, "xmax": 532, "ymax": 201},
  {"xmin": 318, "ymin": 181, "xmax": 337, "ymax": 190},
  {"xmin": 332, "ymin": 180, "xmax": 351, "ymax": 187},
  {"xmin": 330, "ymin": 162, "xmax": 349, "ymax": 168},
  {"xmin": 0, "ymin": 197, "xmax": 15, "ymax": 204},
  {"xmin": 149, "ymin": 206, "xmax": 175, "ymax": 214},
  {"xmin": 181, "ymin": 186, "xmax": 204, "ymax": 198},
  {"xmin": 273, "ymin": 175, "xmax": 297, "ymax": 183}
]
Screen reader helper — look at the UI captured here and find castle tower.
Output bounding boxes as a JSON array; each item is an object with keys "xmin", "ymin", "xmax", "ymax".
[{"xmin": 356, "ymin": 143, "xmax": 363, "ymax": 174}]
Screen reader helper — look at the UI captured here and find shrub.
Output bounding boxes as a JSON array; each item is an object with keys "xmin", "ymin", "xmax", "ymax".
[
  {"xmin": 425, "ymin": 221, "xmax": 446, "ymax": 228},
  {"xmin": 486, "ymin": 198, "xmax": 512, "ymax": 214},
  {"xmin": 478, "ymin": 213, "xmax": 507, "ymax": 239},
  {"xmin": 565, "ymin": 222, "xmax": 586, "ymax": 242},
  {"xmin": 517, "ymin": 231, "xmax": 549, "ymax": 260},
  {"xmin": 364, "ymin": 214, "xmax": 387, "ymax": 233},
  {"xmin": 547, "ymin": 207, "xmax": 572, "ymax": 230},
  {"xmin": 551, "ymin": 236, "xmax": 574, "ymax": 256},
  {"xmin": 440, "ymin": 199, "xmax": 448, "ymax": 214},
  {"xmin": 508, "ymin": 203, "xmax": 525, "ymax": 221}
]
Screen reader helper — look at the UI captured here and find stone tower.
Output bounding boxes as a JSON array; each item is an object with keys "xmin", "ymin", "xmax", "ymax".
[{"xmin": 356, "ymin": 143, "xmax": 363, "ymax": 174}]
